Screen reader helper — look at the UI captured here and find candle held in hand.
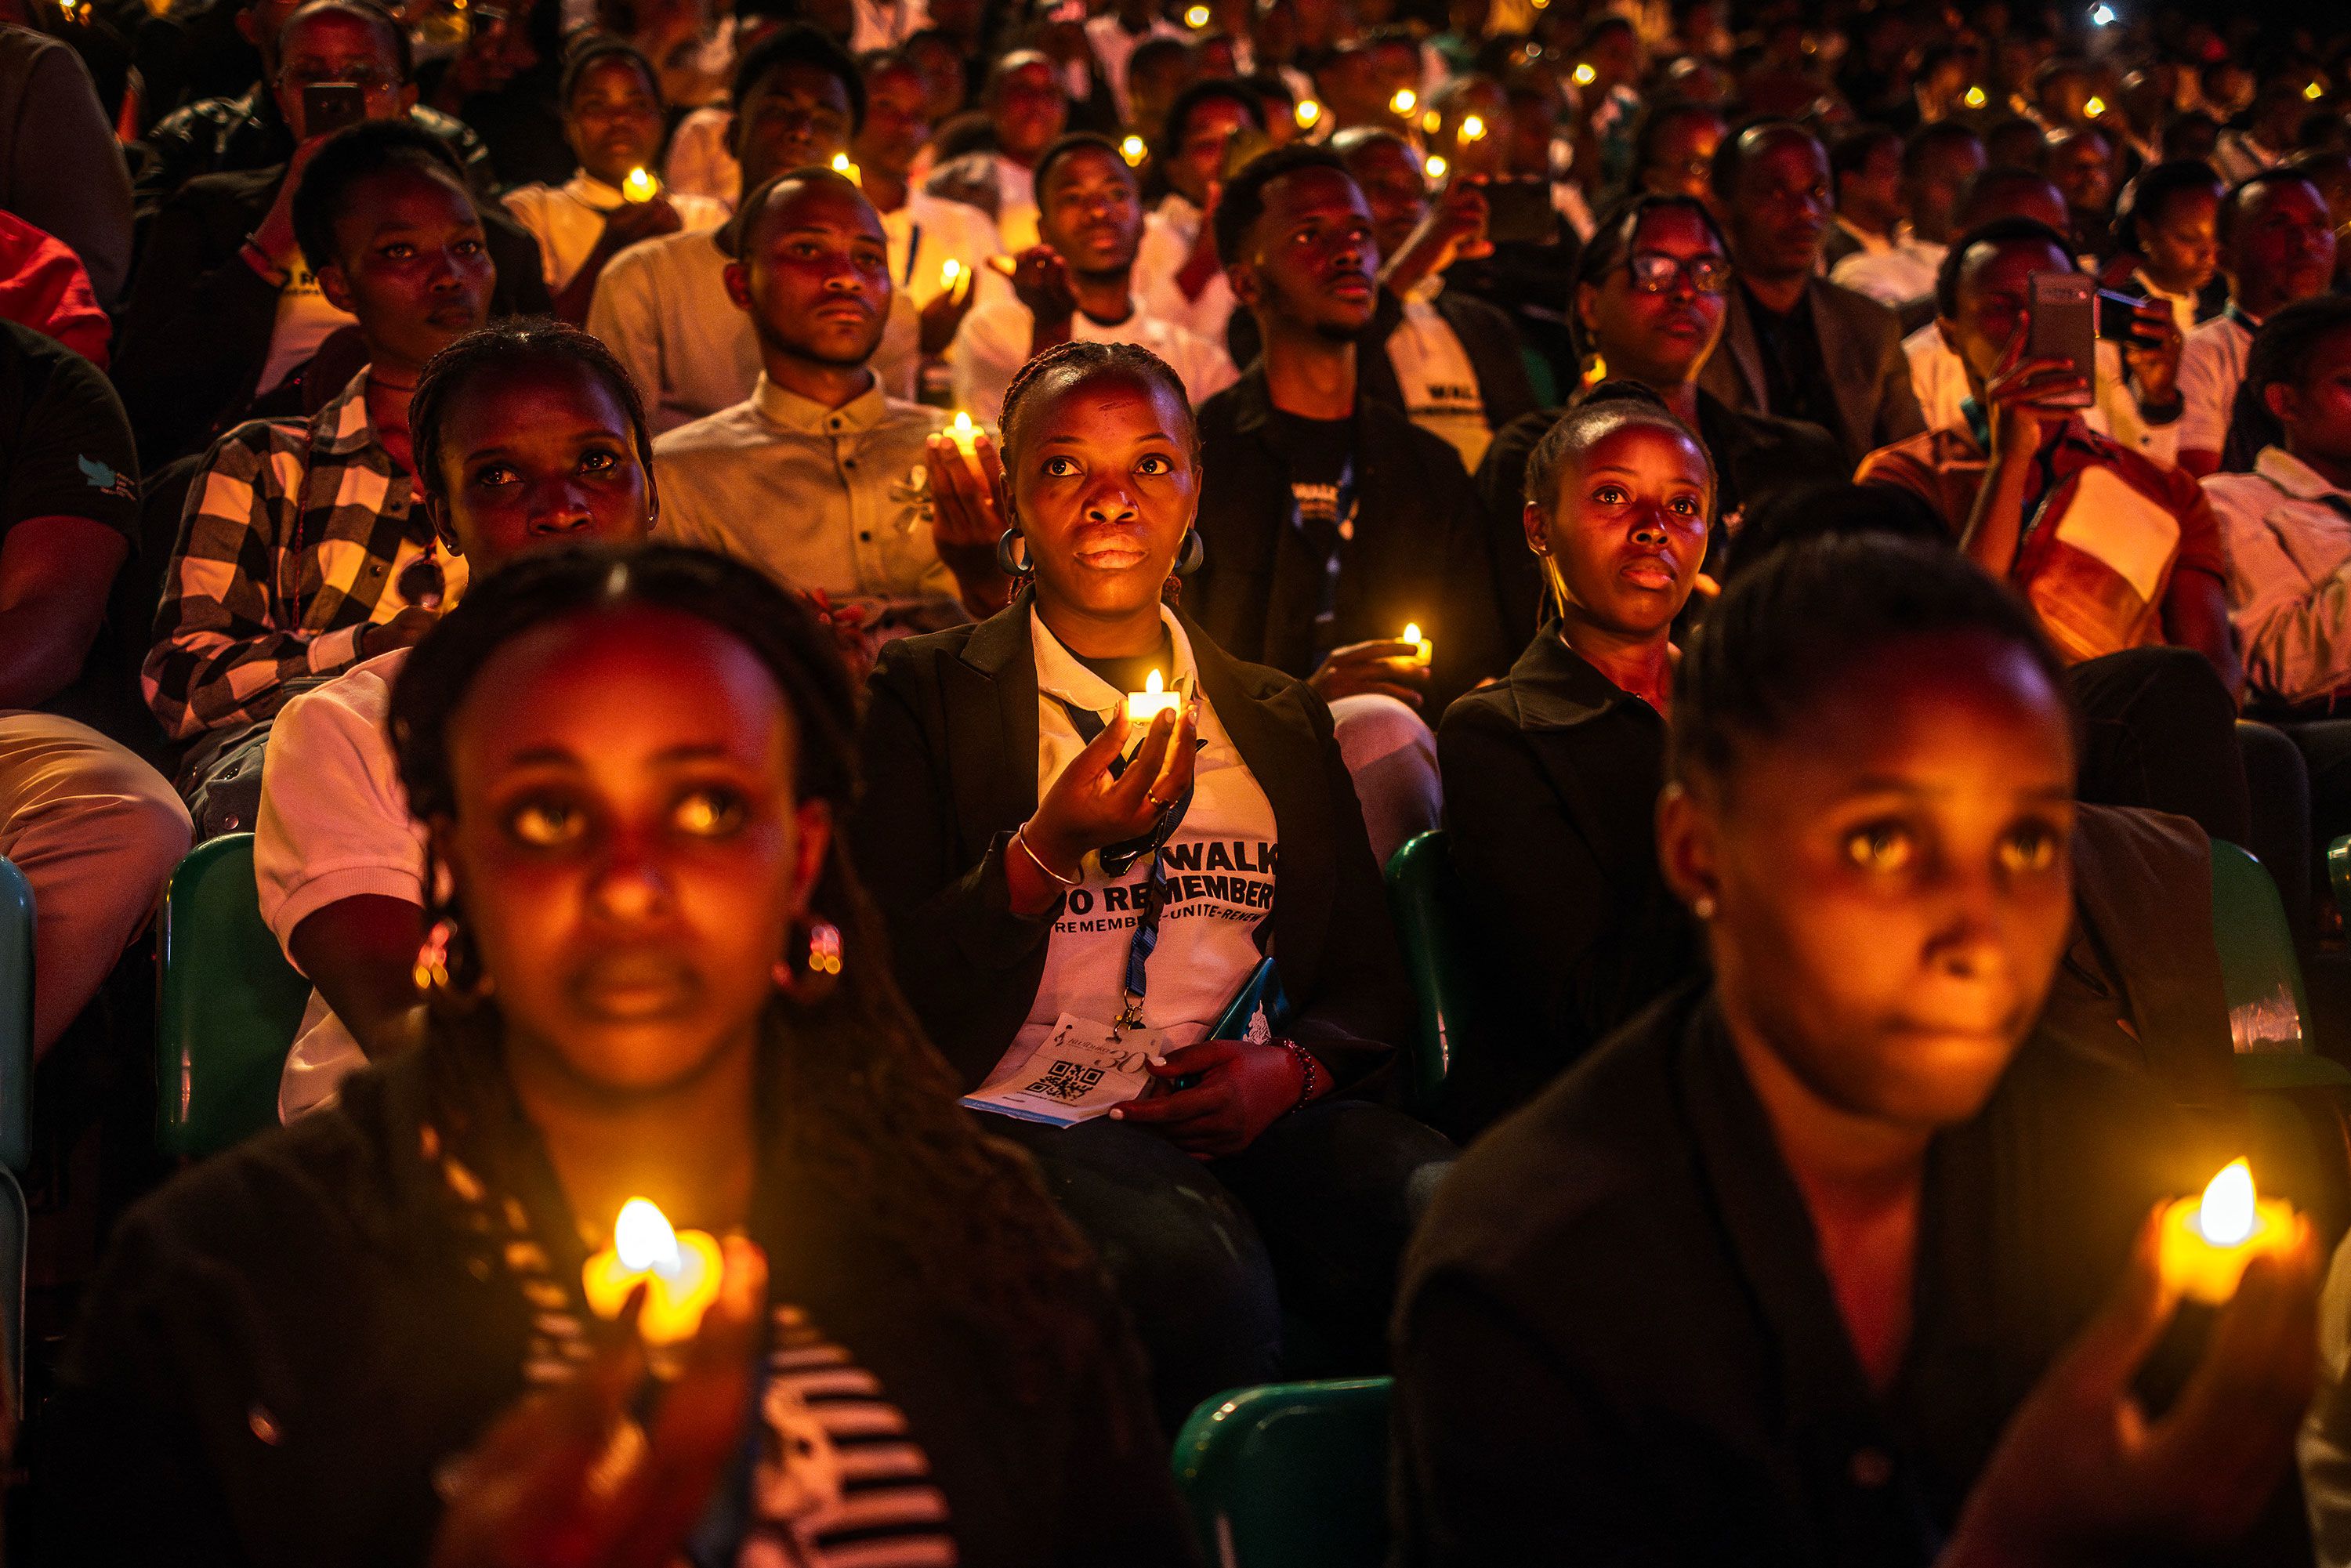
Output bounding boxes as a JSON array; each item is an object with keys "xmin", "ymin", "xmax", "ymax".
[
  {"xmin": 940, "ymin": 257, "xmax": 963, "ymax": 299},
  {"xmin": 2157, "ymin": 1160, "xmax": 2300, "ymax": 1305},
  {"xmin": 1404, "ymin": 623, "xmax": 1433, "ymax": 666},
  {"xmin": 1127, "ymin": 668, "xmax": 1182, "ymax": 724},
  {"xmin": 581, "ymin": 1197, "xmax": 724, "ymax": 1352},
  {"xmin": 621, "ymin": 166, "xmax": 659, "ymax": 203},
  {"xmin": 831, "ymin": 152, "xmax": 861, "ymax": 184}
]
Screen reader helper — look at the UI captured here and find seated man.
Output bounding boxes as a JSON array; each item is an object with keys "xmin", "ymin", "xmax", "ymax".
[
  {"xmin": 1694, "ymin": 120, "xmax": 1925, "ymax": 465},
  {"xmin": 587, "ymin": 26, "xmax": 918, "ymax": 433},
  {"xmin": 1820, "ymin": 123, "xmax": 1903, "ymax": 271},
  {"xmin": 853, "ymin": 48, "xmax": 1006, "ymax": 357},
  {"xmin": 143, "ymin": 121, "xmax": 495, "ymax": 835},
  {"xmin": 1194, "ymin": 145, "xmax": 1514, "ymax": 857},
  {"xmin": 0, "ymin": 320, "xmax": 191, "ymax": 1056},
  {"xmin": 949, "ymin": 132, "xmax": 1235, "ymax": 424},
  {"xmin": 1830, "ymin": 121, "xmax": 1985, "ymax": 326},
  {"xmin": 114, "ymin": 0, "xmax": 547, "ymax": 467},
  {"xmin": 1132, "ymin": 78, "xmax": 1261, "ymax": 347},
  {"xmin": 497, "ymin": 38, "xmax": 729, "ymax": 320},
  {"xmin": 2178, "ymin": 169, "xmax": 2338, "ymax": 476},
  {"xmin": 654, "ymin": 170, "xmax": 1006, "ymax": 671},
  {"xmin": 922, "ymin": 49, "xmax": 1068, "ymax": 254}
]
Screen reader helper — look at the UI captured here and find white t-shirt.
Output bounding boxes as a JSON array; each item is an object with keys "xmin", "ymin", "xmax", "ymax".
[
  {"xmin": 502, "ymin": 175, "xmax": 730, "ymax": 293},
  {"xmin": 252, "ymin": 646, "xmax": 423, "ymax": 1123},
  {"xmin": 1133, "ymin": 192, "xmax": 1237, "ymax": 348},
  {"xmin": 991, "ymin": 605, "xmax": 1281, "ymax": 1077},
  {"xmin": 880, "ymin": 189, "xmax": 1009, "ymax": 306},
  {"xmin": 991, "ymin": 154, "xmax": 1040, "ymax": 254},
  {"xmin": 662, "ymin": 106, "xmax": 738, "ymax": 210},
  {"xmin": 1901, "ymin": 321, "xmax": 2177, "ymax": 465},
  {"xmin": 1386, "ymin": 282, "xmax": 1491, "ymax": 470},
  {"xmin": 1083, "ymin": 12, "xmax": 1187, "ymax": 122},
  {"xmin": 259, "ymin": 253, "xmax": 357, "ymax": 397},
  {"xmin": 949, "ymin": 292, "xmax": 1236, "ymax": 424},
  {"xmin": 2179, "ymin": 310, "xmax": 2255, "ymax": 460},
  {"xmin": 1831, "ymin": 236, "xmax": 1945, "ymax": 311}
]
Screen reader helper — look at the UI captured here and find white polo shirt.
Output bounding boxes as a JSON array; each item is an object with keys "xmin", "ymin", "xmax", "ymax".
[{"xmin": 501, "ymin": 175, "xmax": 730, "ymax": 293}]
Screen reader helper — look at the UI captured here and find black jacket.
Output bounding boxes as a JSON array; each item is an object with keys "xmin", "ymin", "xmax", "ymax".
[
  {"xmin": 850, "ymin": 592, "xmax": 1409, "ymax": 1093},
  {"xmin": 1189, "ymin": 365, "xmax": 1513, "ymax": 715},
  {"xmin": 1223, "ymin": 284, "xmax": 1543, "ymax": 442},
  {"xmin": 112, "ymin": 163, "xmax": 552, "ymax": 466},
  {"xmin": 1696, "ymin": 274, "xmax": 1925, "ymax": 466},
  {"xmin": 38, "ymin": 1047, "xmax": 1193, "ymax": 1567}
]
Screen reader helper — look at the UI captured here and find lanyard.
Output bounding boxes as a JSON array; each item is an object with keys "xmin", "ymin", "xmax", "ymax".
[
  {"xmin": 903, "ymin": 222, "xmax": 922, "ymax": 286},
  {"xmin": 1055, "ymin": 695, "xmax": 1198, "ymax": 1028},
  {"xmin": 1287, "ymin": 455, "xmax": 1357, "ymax": 646}
]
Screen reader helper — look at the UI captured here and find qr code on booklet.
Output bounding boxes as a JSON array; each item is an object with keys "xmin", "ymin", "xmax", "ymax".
[{"xmin": 961, "ymin": 1013, "xmax": 1168, "ymax": 1127}]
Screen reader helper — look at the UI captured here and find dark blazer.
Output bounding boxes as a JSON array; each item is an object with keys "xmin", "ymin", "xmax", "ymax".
[
  {"xmin": 1223, "ymin": 284, "xmax": 1543, "ymax": 442},
  {"xmin": 40, "ymin": 1048, "xmax": 1194, "ymax": 1568},
  {"xmin": 1189, "ymin": 365, "xmax": 1514, "ymax": 714},
  {"xmin": 111, "ymin": 164, "xmax": 552, "ymax": 466},
  {"xmin": 1436, "ymin": 628, "xmax": 1695, "ymax": 1136},
  {"xmin": 851, "ymin": 592, "xmax": 1410, "ymax": 1094},
  {"xmin": 1695, "ymin": 274, "xmax": 1926, "ymax": 465}
]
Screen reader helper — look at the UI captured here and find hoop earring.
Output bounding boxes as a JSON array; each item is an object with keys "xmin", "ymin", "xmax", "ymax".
[
  {"xmin": 1174, "ymin": 527, "xmax": 1204, "ymax": 575},
  {"xmin": 414, "ymin": 916, "xmax": 492, "ymax": 1002},
  {"xmin": 995, "ymin": 527, "xmax": 1032, "ymax": 578},
  {"xmin": 773, "ymin": 920, "xmax": 845, "ymax": 1002}
]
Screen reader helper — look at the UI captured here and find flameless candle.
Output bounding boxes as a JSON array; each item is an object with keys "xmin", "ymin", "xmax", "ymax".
[
  {"xmin": 621, "ymin": 166, "xmax": 659, "ymax": 203},
  {"xmin": 1404, "ymin": 623, "xmax": 1433, "ymax": 665},
  {"xmin": 1572, "ymin": 62, "xmax": 1596, "ymax": 85},
  {"xmin": 1425, "ymin": 154, "xmax": 1449, "ymax": 180},
  {"xmin": 831, "ymin": 152, "xmax": 860, "ymax": 184},
  {"xmin": 1460, "ymin": 113, "xmax": 1486, "ymax": 141},
  {"xmin": 1183, "ymin": 3, "xmax": 1208, "ymax": 24},
  {"xmin": 581, "ymin": 1198, "xmax": 724, "ymax": 1352},
  {"xmin": 1120, "ymin": 135, "xmax": 1147, "ymax": 166},
  {"xmin": 1126, "ymin": 668, "xmax": 1182, "ymax": 725},
  {"xmin": 1964, "ymin": 84, "xmax": 1987, "ymax": 107},
  {"xmin": 1295, "ymin": 98, "xmax": 1323, "ymax": 129},
  {"xmin": 2157, "ymin": 1160, "xmax": 2301, "ymax": 1305},
  {"xmin": 1390, "ymin": 87, "xmax": 1417, "ymax": 115}
]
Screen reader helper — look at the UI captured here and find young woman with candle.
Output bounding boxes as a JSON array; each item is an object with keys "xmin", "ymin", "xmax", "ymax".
[
  {"xmin": 853, "ymin": 339, "xmax": 1454, "ymax": 1429},
  {"xmin": 45, "ymin": 545, "xmax": 1193, "ymax": 1566},
  {"xmin": 1395, "ymin": 533, "xmax": 2320, "ymax": 1564}
]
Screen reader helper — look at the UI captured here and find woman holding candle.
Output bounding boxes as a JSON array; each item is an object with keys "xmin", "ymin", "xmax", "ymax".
[
  {"xmin": 1396, "ymin": 533, "xmax": 2320, "ymax": 1564},
  {"xmin": 855, "ymin": 339, "xmax": 1453, "ymax": 1429},
  {"xmin": 45, "ymin": 544, "xmax": 1194, "ymax": 1565}
]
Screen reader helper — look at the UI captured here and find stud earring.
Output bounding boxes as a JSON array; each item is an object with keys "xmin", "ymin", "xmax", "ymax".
[{"xmin": 1691, "ymin": 894, "xmax": 1717, "ymax": 921}]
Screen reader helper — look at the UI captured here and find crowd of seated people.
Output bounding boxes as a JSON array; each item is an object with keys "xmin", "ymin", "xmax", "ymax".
[{"xmin": 22, "ymin": 0, "xmax": 2351, "ymax": 1558}]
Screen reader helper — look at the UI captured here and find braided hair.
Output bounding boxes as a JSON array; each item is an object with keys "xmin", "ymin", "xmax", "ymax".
[
  {"xmin": 388, "ymin": 542, "xmax": 1100, "ymax": 1392},
  {"xmin": 408, "ymin": 319, "xmax": 654, "ymax": 509}
]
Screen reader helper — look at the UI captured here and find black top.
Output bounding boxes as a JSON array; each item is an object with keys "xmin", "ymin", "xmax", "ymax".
[
  {"xmin": 1435, "ymin": 625, "xmax": 1694, "ymax": 1136},
  {"xmin": 0, "ymin": 317, "xmax": 137, "ymax": 549},
  {"xmin": 1391, "ymin": 983, "xmax": 2224, "ymax": 1568},
  {"xmin": 1190, "ymin": 365, "xmax": 1514, "ymax": 715},
  {"xmin": 38, "ymin": 1045, "xmax": 1194, "ymax": 1568},
  {"xmin": 849, "ymin": 592, "xmax": 1410, "ymax": 1094},
  {"xmin": 1741, "ymin": 280, "xmax": 1843, "ymax": 442}
]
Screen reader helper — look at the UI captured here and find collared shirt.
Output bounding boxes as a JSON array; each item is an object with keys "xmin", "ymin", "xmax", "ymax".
[
  {"xmin": 2134, "ymin": 269, "xmax": 2202, "ymax": 337},
  {"xmin": 2202, "ymin": 446, "xmax": 2351, "ymax": 704},
  {"xmin": 948, "ymin": 291, "xmax": 1236, "ymax": 424},
  {"xmin": 500, "ymin": 175, "xmax": 729, "ymax": 292},
  {"xmin": 2214, "ymin": 128, "xmax": 2287, "ymax": 186},
  {"xmin": 1133, "ymin": 192, "xmax": 1237, "ymax": 346},
  {"xmin": 1831, "ymin": 234, "xmax": 1945, "ymax": 310},
  {"xmin": 143, "ymin": 369, "xmax": 468, "ymax": 741},
  {"xmin": 1901, "ymin": 322, "xmax": 2176, "ymax": 465},
  {"xmin": 651, "ymin": 373, "xmax": 964, "ymax": 644},
  {"xmin": 2178, "ymin": 308, "xmax": 2255, "ymax": 458},
  {"xmin": 1829, "ymin": 212, "xmax": 1896, "ymax": 262}
]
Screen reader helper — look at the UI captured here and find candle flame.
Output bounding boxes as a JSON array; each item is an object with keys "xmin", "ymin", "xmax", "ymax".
[
  {"xmin": 1425, "ymin": 154, "xmax": 1449, "ymax": 179},
  {"xmin": 1422, "ymin": 108, "xmax": 1441, "ymax": 133},
  {"xmin": 1183, "ymin": 2, "xmax": 1208, "ymax": 24},
  {"xmin": 2198, "ymin": 1160, "xmax": 2257, "ymax": 1246},
  {"xmin": 1121, "ymin": 134, "xmax": 1147, "ymax": 166},
  {"xmin": 1964, "ymin": 84, "xmax": 1987, "ymax": 107},
  {"xmin": 1295, "ymin": 97, "xmax": 1322, "ymax": 128},
  {"xmin": 1460, "ymin": 113, "xmax": 1486, "ymax": 141},
  {"xmin": 2084, "ymin": 95, "xmax": 2107, "ymax": 118},
  {"xmin": 831, "ymin": 152, "xmax": 860, "ymax": 184},
  {"xmin": 1572, "ymin": 62, "xmax": 1596, "ymax": 85},
  {"xmin": 952, "ymin": 411, "xmax": 974, "ymax": 438},
  {"xmin": 941, "ymin": 258, "xmax": 962, "ymax": 288},
  {"xmin": 2309, "ymin": 81, "xmax": 2327, "ymax": 101},
  {"xmin": 1403, "ymin": 623, "xmax": 1422, "ymax": 643},
  {"xmin": 1391, "ymin": 88, "xmax": 1417, "ymax": 115},
  {"xmin": 614, "ymin": 1197, "xmax": 684, "ymax": 1276},
  {"xmin": 621, "ymin": 166, "xmax": 657, "ymax": 202},
  {"xmin": 1145, "ymin": 668, "xmax": 1164, "ymax": 695}
]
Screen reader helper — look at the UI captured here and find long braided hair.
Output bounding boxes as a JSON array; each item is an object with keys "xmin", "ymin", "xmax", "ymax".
[{"xmin": 388, "ymin": 542, "xmax": 1099, "ymax": 1391}]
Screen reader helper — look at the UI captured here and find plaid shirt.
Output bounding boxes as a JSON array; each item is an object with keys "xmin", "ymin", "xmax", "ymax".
[{"xmin": 143, "ymin": 370, "xmax": 465, "ymax": 741}]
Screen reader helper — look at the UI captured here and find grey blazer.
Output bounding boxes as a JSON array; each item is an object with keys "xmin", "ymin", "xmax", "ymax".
[{"xmin": 1696, "ymin": 275, "xmax": 1926, "ymax": 466}]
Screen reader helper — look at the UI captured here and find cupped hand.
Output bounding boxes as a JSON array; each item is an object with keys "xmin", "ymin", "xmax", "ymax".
[
  {"xmin": 918, "ymin": 273, "xmax": 980, "ymax": 357},
  {"xmin": 1002, "ymin": 244, "xmax": 1078, "ymax": 323},
  {"xmin": 1022, "ymin": 701, "xmax": 1200, "ymax": 880},
  {"xmin": 1310, "ymin": 639, "xmax": 1430, "ymax": 706},
  {"xmin": 1113, "ymin": 1038, "xmax": 1306, "ymax": 1157},
  {"xmin": 600, "ymin": 197, "xmax": 683, "ymax": 252}
]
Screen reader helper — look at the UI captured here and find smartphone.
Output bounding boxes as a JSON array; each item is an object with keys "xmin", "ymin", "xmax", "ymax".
[
  {"xmin": 2096, "ymin": 286, "xmax": 2156, "ymax": 343},
  {"xmin": 2027, "ymin": 270, "xmax": 2097, "ymax": 407},
  {"xmin": 1480, "ymin": 176, "xmax": 1554, "ymax": 245},
  {"xmin": 300, "ymin": 82, "xmax": 367, "ymax": 139}
]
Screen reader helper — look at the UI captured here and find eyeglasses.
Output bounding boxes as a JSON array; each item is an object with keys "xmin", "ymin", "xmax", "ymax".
[{"xmin": 1622, "ymin": 251, "xmax": 1731, "ymax": 294}]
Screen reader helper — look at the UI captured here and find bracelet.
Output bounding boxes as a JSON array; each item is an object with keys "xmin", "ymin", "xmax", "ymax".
[
  {"xmin": 1277, "ymin": 1039, "xmax": 1320, "ymax": 1114},
  {"xmin": 1013, "ymin": 824, "xmax": 1082, "ymax": 889}
]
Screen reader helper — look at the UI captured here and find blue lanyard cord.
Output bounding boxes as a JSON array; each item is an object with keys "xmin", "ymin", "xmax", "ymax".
[{"xmin": 1054, "ymin": 697, "xmax": 1201, "ymax": 1026}]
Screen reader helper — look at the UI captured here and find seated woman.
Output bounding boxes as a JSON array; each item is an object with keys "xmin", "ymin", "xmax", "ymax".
[
  {"xmin": 253, "ymin": 320, "xmax": 658, "ymax": 1122},
  {"xmin": 853, "ymin": 339, "xmax": 1454, "ymax": 1429},
  {"xmin": 1394, "ymin": 533, "xmax": 2320, "ymax": 1564},
  {"xmin": 46, "ymin": 544, "xmax": 1193, "ymax": 1565},
  {"xmin": 1438, "ymin": 382, "xmax": 1712, "ymax": 1139}
]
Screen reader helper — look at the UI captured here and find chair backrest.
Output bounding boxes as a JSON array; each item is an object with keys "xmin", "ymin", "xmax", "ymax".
[
  {"xmin": 156, "ymin": 834, "xmax": 310, "ymax": 1158},
  {"xmin": 1172, "ymin": 1378, "xmax": 1393, "ymax": 1568},
  {"xmin": 0, "ymin": 1164, "xmax": 24, "ymax": 1414},
  {"xmin": 0, "ymin": 859, "xmax": 30, "ymax": 1173},
  {"xmin": 2210, "ymin": 839, "xmax": 2312, "ymax": 1059},
  {"xmin": 1382, "ymin": 831, "xmax": 1469, "ymax": 1114}
]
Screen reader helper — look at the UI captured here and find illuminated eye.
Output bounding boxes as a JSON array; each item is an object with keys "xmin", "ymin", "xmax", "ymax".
[
  {"xmin": 579, "ymin": 449, "xmax": 618, "ymax": 474},
  {"xmin": 1593, "ymin": 483, "xmax": 1627, "ymax": 504},
  {"xmin": 1845, "ymin": 823, "xmax": 1913, "ymax": 873},
  {"xmin": 674, "ymin": 787, "xmax": 744, "ymax": 837},
  {"xmin": 1136, "ymin": 454, "xmax": 1171, "ymax": 474},
  {"xmin": 1671, "ymin": 494, "xmax": 1700, "ymax": 514},
  {"xmin": 509, "ymin": 798, "xmax": 585, "ymax": 847},
  {"xmin": 473, "ymin": 462, "xmax": 516, "ymax": 487},
  {"xmin": 1043, "ymin": 456, "xmax": 1079, "ymax": 476},
  {"xmin": 1999, "ymin": 824, "xmax": 2059, "ymax": 874}
]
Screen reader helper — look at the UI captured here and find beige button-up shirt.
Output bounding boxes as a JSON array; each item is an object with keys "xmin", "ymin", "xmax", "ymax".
[
  {"xmin": 2203, "ymin": 446, "xmax": 2351, "ymax": 705},
  {"xmin": 652, "ymin": 374, "xmax": 967, "ymax": 641}
]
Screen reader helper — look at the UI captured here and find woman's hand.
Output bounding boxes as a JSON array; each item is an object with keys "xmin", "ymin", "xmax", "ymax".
[
  {"xmin": 429, "ymin": 1237, "xmax": 769, "ymax": 1568},
  {"xmin": 2120, "ymin": 297, "xmax": 2184, "ymax": 413},
  {"xmin": 1010, "ymin": 703, "xmax": 1198, "ymax": 898},
  {"xmin": 1310, "ymin": 639, "xmax": 1430, "ymax": 706},
  {"xmin": 1113, "ymin": 1039, "xmax": 1310, "ymax": 1157},
  {"xmin": 1943, "ymin": 1208, "xmax": 2319, "ymax": 1568}
]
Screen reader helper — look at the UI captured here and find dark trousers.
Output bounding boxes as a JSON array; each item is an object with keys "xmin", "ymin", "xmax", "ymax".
[
  {"xmin": 991, "ymin": 1099, "xmax": 1454, "ymax": 1432},
  {"xmin": 2068, "ymin": 646, "xmax": 2249, "ymax": 845}
]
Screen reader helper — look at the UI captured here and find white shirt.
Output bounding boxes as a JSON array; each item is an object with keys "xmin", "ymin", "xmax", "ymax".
[
  {"xmin": 1830, "ymin": 214, "xmax": 1895, "ymax": 262},
  {"xmin": 252, "ymin": 647, "xmax": 422, "ymax": 1123},
  {"xmin": 851, "ymin": 0, "xmax": 928, "ymax": 49},
  {"xmin": 880, "ymin": 189, "xmax": 1008, "ymax": 306},
  {"xmin": 1831, "ymin": 235, "xmax": 1946, "ymax": 310},
  {"xmin": 994, "ymin": 603, "xmax": 1280, "ymax": 1076},
  {"xmin": 2203, "ymin": 447, "xmax": 2351, "ymax": 704},
  {"xmin": 1386, "ymin": 281, "xmax": 1491, "ymax": 471},
  {"xmin": 2179, "ymin": 310, "xmax": 2255, "ymax": 460},
  {"xmin": 662, "ymin": 106, "xmax": 738, "ymax": 210},
  {"xmin": 2134, "ymin": 269, "xmax": 2202, "ymax": 338},
  {"xmin": 501, "ymin": 175, "xmax": 730, "ymax": 292},
  {"xmin": 586, "ymin": 229, "xmax": 922, "ymax": 433},
  {"xmin": 1133, "ymin": 192, "xmax": 1237, "ymax": 348},
  {"xmin": 1901, "ymin": 321, "xmax": 2179, "ymax": 466},
  {"xmin": 259, "ymin": 252, "xmax": 357, "ymax": 396},
  {"xmin": 991, "ymin": 154, "xmax": 1040, "ymax": 253},
  {"xmin": 949, "ymin": 291, "xmax": 1236, "ymax": 424},
  {"xmin": 1084, "ymin": 12, "xmax": 1187, "ymax": 122}
]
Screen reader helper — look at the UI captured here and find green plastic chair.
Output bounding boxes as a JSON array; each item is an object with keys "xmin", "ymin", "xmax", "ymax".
[
  {"xmin": 1172, "ymin": 1378, "xmax": 1393, "ymax": 1568},
  {"xmin": 1382, "ymin": 831, "xmax": 1470, "ymax": 1115},
  {"xmin": 0, "ymin": 1164, "xmax": 24, "ymax": 1411},
  {"xmin": 0, "ymin": 857, "xmax": 31, "ymax": 1172},
  {"xmin": 156, "ymin": 834, "xmax": 311, "ymax": 1158},
  {"xmin": 2213, "ymin": 840, "xmax": 2351, "ymax": 1092}
]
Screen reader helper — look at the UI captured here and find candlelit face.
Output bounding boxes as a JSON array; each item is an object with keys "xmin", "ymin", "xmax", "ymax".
[
  {"xmin": 726, "ymin": 176, "xmax": 892, "ymax": 368},
  {"xmin": 438, "ymin": 605, "xmax": 828, "ymax": 1093},
  {"xmin": 855, "ymin": 60, "xmax": 931, "ymax": 181},
  {"xmin": 315, "ymin": 164, "xmax": 497, "ymax": 377},
  {"xmin": 1662, "ymin": 631, "xmax": 2078, "ymax": 1128},
  {"xmin": 1035, "ymin": 145, "xmax": 1143, "ymax": 283},
  {"xmin": 2266, "ymin": 322, "xmax": 2351, "ymax": 470},
  {"xmin": 730, "ymin": 60, "xmax": 857, "ymax": 192},
  {"xmin": 2140, "ymin": 184, "xmax": 2220, "ymax": 296},
  {"xmin": 1577, "ymin": 206, "xmax": 1731, "ymax": 387},
  {"xmin": 1527, "ymin": 419, "xmax": 1711, "ymax": 643},
  {"xmin": 425, "ymin": 358, "xmax": 655, "ymax": 567},
  {"xmin": 1007, "ymin": 368, "xmax": 1199, "ymax": 621},
  {"xmin": 565, "ymin": 54, "xmax": 667, "ymax": 189},
  {"xmin": 1228, "ymin": 165, "xmax": 1379, "ymax": 339}
]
